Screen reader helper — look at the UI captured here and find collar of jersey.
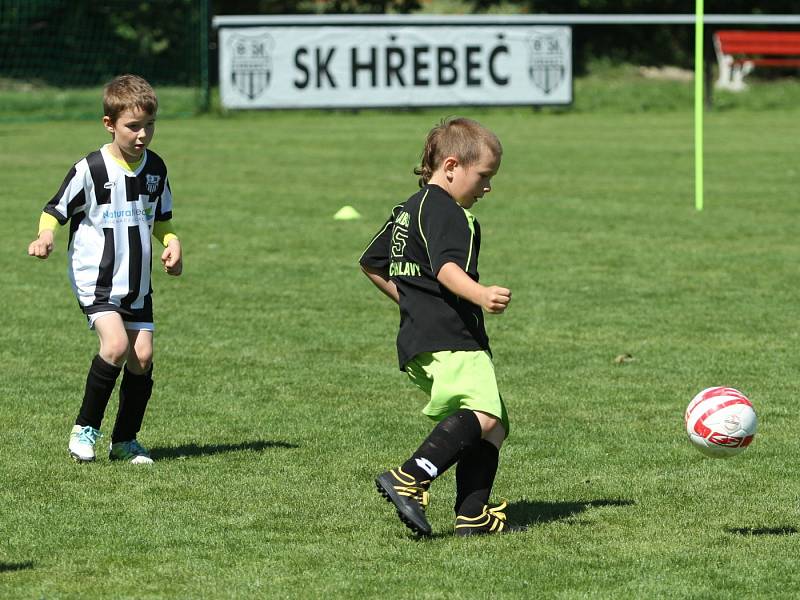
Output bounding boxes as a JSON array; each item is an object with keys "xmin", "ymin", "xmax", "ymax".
[
  {"xmin": 426, "ymin": 183, "xmax": 475, "ymax": 220},
  {"xmin": 103, "ymin": 144, "xmax": 144, "ymax": 173}
]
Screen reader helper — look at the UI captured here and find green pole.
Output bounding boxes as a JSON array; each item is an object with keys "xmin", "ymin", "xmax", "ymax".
[{"xmin": 695, "ymin": 0, "xmax": 704, "ymax": 211}]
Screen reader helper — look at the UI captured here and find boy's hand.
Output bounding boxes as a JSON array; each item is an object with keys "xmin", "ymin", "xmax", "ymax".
[
  {"xmin": 28, "ymin": 231, "xmax": 54, "ymax": 259},
  {"xmin": 481, "ymin": 285, "xmax": 511, "ymax": 314},
  {"xmin": 437, "ymin": 262, "xmax": 511, "ymax": 314},
  {"xmin": 161, "ymin": 239, "xmax": 182, "ymax": 276}
]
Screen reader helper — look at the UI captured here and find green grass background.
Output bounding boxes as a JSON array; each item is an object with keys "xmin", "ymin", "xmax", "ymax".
[{"xmin": 2, "ymin": 71, "xmax": 800, "ymax": 598}]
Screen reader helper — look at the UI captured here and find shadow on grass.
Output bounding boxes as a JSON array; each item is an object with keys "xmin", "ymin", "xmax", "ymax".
[
  {"xmin": 506, "ymin": 498, "xmax": 635, "ymax": 527},
  {"xmin": 726, "ymin": 526, "xmax": 797, "ymax": 536},
  {"xmin": 150, "ymin": 440, "xmax": 298, "ymax": 461},
  {"xmin": 0, "ymin": 561, "xmax": 34, "ymax": 573},
  {"xmin": 397, "ymin": 499, "xmax": 636, "ymax": 541}
]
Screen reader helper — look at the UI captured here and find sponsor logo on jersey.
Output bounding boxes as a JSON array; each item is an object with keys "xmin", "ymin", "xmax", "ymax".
[{"xmin": 102, "ymin": 207, "xmax": 154, "ymax": 225}]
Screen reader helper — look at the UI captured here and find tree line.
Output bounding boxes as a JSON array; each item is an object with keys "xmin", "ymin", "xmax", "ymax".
[
  {"xmin": 220, "ymin": 1, "xmax": 798, "ymax": 72},
  {"xmin": 3, "ymin": 1, "xmax": 794, "ymax": 87}
]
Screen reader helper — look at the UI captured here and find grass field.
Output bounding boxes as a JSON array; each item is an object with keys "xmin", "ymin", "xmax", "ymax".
[{"xmin": 2, "ymin": 76, "xmax": 800, "ymax": 598}]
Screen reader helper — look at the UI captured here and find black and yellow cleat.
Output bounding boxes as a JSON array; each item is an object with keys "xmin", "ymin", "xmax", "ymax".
[
  {"xmin": 375, "ymin": 468, "xmax": 432, "ymax": 536},
  {"xmin": 454, "ymin": 501, "xmax": 525, "ymax": 536}
]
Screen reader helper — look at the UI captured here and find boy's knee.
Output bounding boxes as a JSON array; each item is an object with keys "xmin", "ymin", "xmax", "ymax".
[
  {"xmin": 127, "ymin": 346, "xmax": 153, "ymax": 374},
  {"xmin": 125, "ymin": 331, "xmax": 154, "ymax": 373},
  {"xmin": 473, "ymin": 411, "xmax": 499, "ymax": 434},
  {"xmin": 484, "ymin": 422, "xmax": 506, "ymax": 449},
  {"xmin": 127, "ymin": 356, "xmax": 152, "ymax": 374},
  {"xmin": 473, "ymin": 411, "xmax": 506, "ymax": 448},
  {"xmin": 101, "ymin": 338, "xmax": 130, "ymax": 365}
]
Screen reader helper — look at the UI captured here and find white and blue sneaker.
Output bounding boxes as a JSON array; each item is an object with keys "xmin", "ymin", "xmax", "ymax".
[
  {"xmin": 109, "ymin": 439, "xmax": 154, "ymax": 465},
  {"xmin": 69, "ymin": 425, "xmax": 101, "ymax": 463}
]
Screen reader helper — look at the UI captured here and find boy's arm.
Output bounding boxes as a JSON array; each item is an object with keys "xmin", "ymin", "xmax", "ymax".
[
  {"xmin": 361, "ymin": 265, "xmax": 399, "ymax": 304},
  {"xmin": 30, "ymin": 160, "xmax": 90, "ymax": 259},
  {"xmin": 437, "ymin": 262, "xmax": 511, "ymax": 314},
  {"xmin": 152, "ymin": 175, "xmax": 181, "ymax": 275},
  {"xmin": 152, "ymin": 219, "xmax": 178, "ymax": 247},
  {"xmin": 28, "ymin": 212, "xmax": 59, "ymax": 259},
  {"xmin": 359, "ymin": 206, "xmax": 402, "ymax": 304},
  {"xmin": 153, "ymin": 220, "xmax": 182, "ymax": 276}
]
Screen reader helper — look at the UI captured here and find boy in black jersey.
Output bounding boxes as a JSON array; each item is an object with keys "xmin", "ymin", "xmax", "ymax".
[
  {"xmin": 360, "ymin": 117, "xmax": 515, "ymax": 536},
  {"xmin": 28, "ymin": 74, "xmax": 182, "ymax": 464}
]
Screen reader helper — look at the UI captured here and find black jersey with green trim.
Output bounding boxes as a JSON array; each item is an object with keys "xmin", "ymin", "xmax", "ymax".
[{"xmin": 360, "ymin": 184, "xmax": 490, "ymax": 369}]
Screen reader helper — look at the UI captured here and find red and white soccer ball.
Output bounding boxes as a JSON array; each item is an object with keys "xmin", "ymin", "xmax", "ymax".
[{"xmin": 685, "ymin": 387, "xmax": 757, "ymax": 458}]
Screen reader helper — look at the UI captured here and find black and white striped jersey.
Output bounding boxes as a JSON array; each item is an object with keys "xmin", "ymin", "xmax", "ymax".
[{"xmin": 43, "ymin": 145, "xmax": 173, "ymax": 321}]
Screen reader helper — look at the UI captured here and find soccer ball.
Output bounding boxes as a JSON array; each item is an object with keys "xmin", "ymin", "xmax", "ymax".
[{"xmin": 685, "ymin": 387, "xmax": 757, "ymax": 458}]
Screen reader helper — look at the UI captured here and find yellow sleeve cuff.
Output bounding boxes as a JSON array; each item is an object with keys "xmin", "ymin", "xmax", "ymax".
[
  {"xmin": 38, "ymin": 212, "xmax": 59, "ymax": 235},
  {"xmin": 152, "ymin": 220, "xmax": 179, "ymax": 247}
]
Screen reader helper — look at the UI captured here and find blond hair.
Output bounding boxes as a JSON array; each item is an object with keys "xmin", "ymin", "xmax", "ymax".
[
  {"xmin": 414, "ymin": 117, "xmax": 502, "ymax": 187},
  {"xmin": 103, "ymin": 74, "xmax": 158, "ymax": 122}
]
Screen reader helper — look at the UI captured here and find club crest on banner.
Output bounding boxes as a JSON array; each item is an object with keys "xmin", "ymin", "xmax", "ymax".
[
  {"xmin": 230, "ymin": 32, "xmax": 275, "ymax": 100},
  {"xmin": 145, "ymin": 174, "xmax": 160, "ymax": 193},
  {"xmin": 527, "ymin": 34, "xmax": 567, "ymax": 95}
]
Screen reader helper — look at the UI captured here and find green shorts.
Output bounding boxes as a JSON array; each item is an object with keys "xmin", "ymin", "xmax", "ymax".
[{"xmin": 405, "ymin": 350, "xmax": 509, "ymax": 435}]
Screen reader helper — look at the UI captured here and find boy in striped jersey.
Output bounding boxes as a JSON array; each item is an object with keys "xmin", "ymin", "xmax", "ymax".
[
  {"xmin": 360, "ymin": 118, "xmax": 518, "ymax": 536},
  {"xmin": 28, "ymin": 74, "xmax": 182, "ymax": 464}
]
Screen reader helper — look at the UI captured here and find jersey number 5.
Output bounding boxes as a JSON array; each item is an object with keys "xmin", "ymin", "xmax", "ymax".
[{"xmin": 391, "ymin": 225, "xmax": 408, "ymax": 259}]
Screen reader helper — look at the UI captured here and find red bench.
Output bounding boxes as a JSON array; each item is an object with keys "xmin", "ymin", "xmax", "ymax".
[{"xmin": 714, "ymin": 30, "xmax": 800, "ymax": 91}]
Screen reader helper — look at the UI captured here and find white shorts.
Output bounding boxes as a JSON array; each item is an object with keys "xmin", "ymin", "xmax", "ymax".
[{"xmin": 87, "ymin": 311, "xmax": 155, "ymax": 332}]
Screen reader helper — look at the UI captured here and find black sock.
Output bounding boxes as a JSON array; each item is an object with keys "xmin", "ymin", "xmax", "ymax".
[
  {"xmin": 400, "ymin": 409, "xmax": 482, "ymax": 484},
  {"xmin": 454, "ymin": 439, "xmax": 500, "ymax": 517},
  {"xmin": 76, "ymin": 355, "xmax": 122, "ymax": 429},
  {"xmin": 111, "ymin": 364, "xmax": 153, "ymax": 443}
]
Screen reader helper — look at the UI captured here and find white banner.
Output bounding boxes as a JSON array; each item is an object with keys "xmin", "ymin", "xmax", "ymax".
[{"xmin": 218, "ymin": 25, "xmax": 571, "ymax": 109}]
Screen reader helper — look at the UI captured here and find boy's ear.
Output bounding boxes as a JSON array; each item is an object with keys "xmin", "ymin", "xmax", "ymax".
[
  {"xmin": 102, "ymin": 116, "xmax": 115, "ymax": 134},
  {"xmin": 442, "ymin": 156, "xmax": 459, "ymax": 178}
]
